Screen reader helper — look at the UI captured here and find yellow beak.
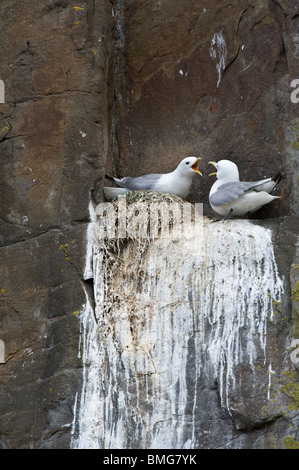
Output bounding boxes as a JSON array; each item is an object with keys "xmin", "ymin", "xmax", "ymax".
[
  {"xmin": 191, "ymin": 157, "xmax": 202, "ymax": 176},
  {"xmin": 208, "ymin": 161, "xmax": 217, "ymax": 176}
]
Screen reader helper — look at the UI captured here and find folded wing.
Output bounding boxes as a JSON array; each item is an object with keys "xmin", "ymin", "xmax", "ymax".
[
  {"xmin": 110, "ymin": 174, "xmax": 162, "ymax": 191},
  {"xmin": 210, "ymin": 178, "xmax": 276, "ymax": 206}
]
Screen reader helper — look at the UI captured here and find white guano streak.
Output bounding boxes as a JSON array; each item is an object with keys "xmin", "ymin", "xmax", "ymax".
[
  {"xmin": 210, "ymin": 31, "xmax": 227, "ymax": 87},
  {"xmin": 71, "ymin": 202, "xmax": 104, "ymax": 449},
  {"xmin": 72, "ymin": 217, "xmax": 284, "ymax": 449}
]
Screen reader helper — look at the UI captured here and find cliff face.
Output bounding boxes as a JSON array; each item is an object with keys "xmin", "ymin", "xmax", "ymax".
[
  {"xmin": 0, "ymin": 0, "xmax": 299, "ymax": 449},
  {"xmin": 0, "ymin": 0, "xmax": 115, "ymax": 448}
]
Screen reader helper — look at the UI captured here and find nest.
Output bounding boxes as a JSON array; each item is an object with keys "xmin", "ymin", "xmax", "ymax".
[
  {"xmin": 96, "ymin": 190, "xmax": 191, "ymax": 244},
  {"xmin": 115, "ymin": 190, "xmax": 185, "ymax": 205},
  {"xmin": 93, "ymin": 190, "xmax": 203, "ymax": 325}
]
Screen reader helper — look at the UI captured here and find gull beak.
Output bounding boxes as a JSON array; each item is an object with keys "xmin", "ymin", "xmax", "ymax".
[
  {"xmin": 191, "ymin": 158, "xmax": 202, "ymax": 176},
  {"xmin": 208, "ymin": 161, "xmax": 217, "ymax": 176}
]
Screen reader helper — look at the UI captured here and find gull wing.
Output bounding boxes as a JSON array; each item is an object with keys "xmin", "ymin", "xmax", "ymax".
[
  {"xmin": 112, "ymin": 174, "xmax": 162, "ymax": 190},
  {"xmin": 210, "ymin": 180, "xmax": 272, "ymax": 206}
]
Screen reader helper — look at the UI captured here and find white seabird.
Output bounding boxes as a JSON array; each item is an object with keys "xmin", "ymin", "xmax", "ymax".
[
  {"xmin": 104, "ymin": 156, "xmax": 202, "ymax": 201},
  {"xmin": 208, "ymin": 159, "xmax": 282, "ymax": 219}
]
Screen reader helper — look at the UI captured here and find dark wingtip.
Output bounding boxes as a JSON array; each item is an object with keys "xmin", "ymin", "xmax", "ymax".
[
  {"xmin": 272, "ymin": 169, "xmax": 288, "ymax": 185},
  {"xmin": 105, "ymin": 174, "xmax": 115, "ymax": 182},
  {"xmin": 272, "ymin": 172, "xmax": 282, "ymax": 184}
]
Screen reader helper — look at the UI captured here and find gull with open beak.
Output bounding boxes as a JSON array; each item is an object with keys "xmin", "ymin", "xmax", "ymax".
[
  {"xmin": 208, "ymin": 159, "xmax": 282, "ymax": 220},
  {"xmin": 104, "ymin": 156, "xmax": 202, "ymax": 201}
]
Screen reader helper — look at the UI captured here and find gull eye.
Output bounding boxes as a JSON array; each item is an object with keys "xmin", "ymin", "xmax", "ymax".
[{"xmin": 185, "ymin": 161, "xmax": 190, "ymax": 165}]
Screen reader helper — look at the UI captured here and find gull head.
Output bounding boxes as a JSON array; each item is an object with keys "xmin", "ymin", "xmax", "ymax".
[
  {"xmin": 177, "ymin": 156, "xmax": 202, "ymax": 176},
  {"xmin": 208, "ymin": 159, "xmax": 240, "ymax": 182}
]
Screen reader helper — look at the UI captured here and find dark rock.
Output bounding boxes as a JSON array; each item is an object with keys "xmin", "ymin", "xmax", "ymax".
[
  {"xmin": 0, "ymin": 0, "xmax": 298, "ymax": 449},
  {"xmin": 0, "ymin": 0, "xmax": 114, "ymax": 448}
]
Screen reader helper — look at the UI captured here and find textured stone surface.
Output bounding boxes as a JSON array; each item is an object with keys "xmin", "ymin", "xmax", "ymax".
[
  {"xmin": 0, "ymin": 0, "xmax": 114, "ymax": 448},
  {"xmin": 0, "ymin": 0, "xmax": 299, "ymax": 449}
]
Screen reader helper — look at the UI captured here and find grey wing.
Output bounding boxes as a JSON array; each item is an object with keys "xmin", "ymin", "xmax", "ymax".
[
  {"xmin": 210, "ymin": 181, "xmax": 259, "ymax": 206},
  {"xmin": 114, "ymin": 173, "xmax": 162, "ymax": 190}
]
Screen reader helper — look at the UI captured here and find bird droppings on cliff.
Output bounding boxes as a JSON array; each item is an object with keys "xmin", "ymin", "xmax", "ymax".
[
  {"xmin": 73, "ymin": 203, "xmax": 285, "ymax": 448},
  {"xmin": 103, "ymin": 156, "xmax": 202, "ymax": 201},
  {"xmin": 208, "ymin": 159, "xmax": 282, "ymax": 220}
]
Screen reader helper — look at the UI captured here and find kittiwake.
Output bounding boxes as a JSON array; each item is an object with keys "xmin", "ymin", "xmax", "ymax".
[
  {"xmin": 104, "ymin": 156, "xmax": 202, "ymax": 201},
  {"xmin": 208, "ymin": 159, "xmax": 282, "ymax": 219}
]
